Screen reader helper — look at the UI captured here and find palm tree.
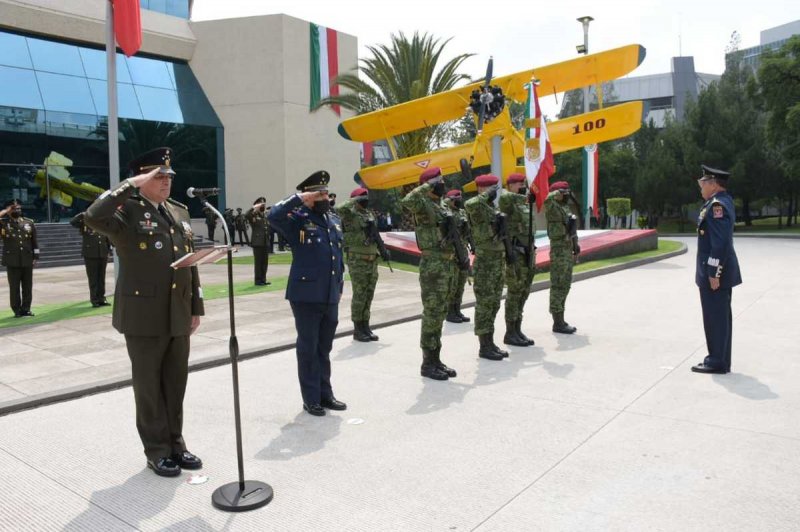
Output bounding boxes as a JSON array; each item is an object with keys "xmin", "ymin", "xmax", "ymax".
[{"xmin": 316, "ymin": 31, "xmax": 473, "ymax": 158}]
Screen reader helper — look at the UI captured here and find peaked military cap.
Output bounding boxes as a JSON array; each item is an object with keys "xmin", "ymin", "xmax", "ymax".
[
  {"xmin": 474, "ymin": 174, "xmax": 499, "ymax": 187},
  {"xmin": 350, "ymin": 187, "xmax": 368, "ymax": 198},
  {"xmin": 699, "ymin": 164, "xmax": 730, "ymax": 182},
  {"xmin": 445, "ymin": 189, "xmax": 462, "ymax": 199},
  {"xmin": 507, "ymin": 173, "xmax": 527, "ymax": 184},
  {"xmin": 128, "ymin": 147, "xmax": 175, "ymax": 175},
  {"xmin": 549, "ymin": 180, "xmax": 570, "ymax": 192},
  {"xmin": 297, "ymin": 170, "xmax": 330, "ymax": 192},
  {"xmin": 419, "ymin": 166, "xmax": 442, "ymax": 183}
]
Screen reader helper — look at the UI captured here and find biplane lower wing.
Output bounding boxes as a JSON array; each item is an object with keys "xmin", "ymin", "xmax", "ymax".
[
  {"xmin": 358, "ymin": 101, "xmax": 644, "ymax": 190},
  {"xmin": 339, "ymin": 44, "xmax": 646, "ymax": 143},
  {"xmin": 34, "ymin": 170, "xmax": 105, "ymax": 203}
]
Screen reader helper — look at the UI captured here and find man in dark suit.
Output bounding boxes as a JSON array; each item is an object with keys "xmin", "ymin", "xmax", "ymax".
[
  {"xmin": 692, "ymin": 164, "xmax": 742, "ymax": 374},
  {"xmin": 70, "ymin": 210, "xmax": 112, "ymax": 307},
  {"xmin": 0, "ymin": 200, "xmax": 39, "ymax": 317},
  {"xmin": 246, "ymin": 196, "xmax": 271, "ymax": 286},
  {"xmin": 85, "ymin": 147, "xmax": 205, "ymax": 477},
  {"xmin": 268, "ymin": 170, "xmax": 347, "ymax": 416}
]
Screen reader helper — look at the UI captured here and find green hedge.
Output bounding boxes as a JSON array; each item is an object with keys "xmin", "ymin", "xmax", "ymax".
[{"xmin": 607, "ymin": 198, "xmax": 632, "ymax": 218}]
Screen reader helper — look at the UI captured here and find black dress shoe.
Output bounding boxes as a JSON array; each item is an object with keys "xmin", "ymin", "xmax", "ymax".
[
  {"xmin": 321, "ymin": 397, "xmax": 347, "ymax": 410},
  {"xmin": 91, "ymin": 303, "xmax": 101, "ymax": 308},
  {"xmin": 147, "ymin": 457, "xmax": 181, "ymax": 477},
  {"xmin": 172, "ymin": 450, "xmax": 203, "ymax": 470},
  {"xmin": 20, "ymin": 311, "xmax": 34, "ymax": 317},
  {"xmin": 99, "ymin": 300, "xmax": 111, "ymax": 306},
  {"xmin": 303, "ymin": 403, "xmax": 326, "ymax": 416},
  {"xmin": 691, "ymin": 363, "xmax": 728, "ymax": 374}
]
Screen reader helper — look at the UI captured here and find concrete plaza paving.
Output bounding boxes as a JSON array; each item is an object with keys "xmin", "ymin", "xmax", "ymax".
[{"xmin": 0, "ymin": 237, "xmax": 798, "ymax": 530}]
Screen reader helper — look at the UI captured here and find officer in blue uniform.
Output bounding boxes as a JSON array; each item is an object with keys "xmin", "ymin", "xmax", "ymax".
[
  {"xmin": 268, "ymin": 170, "xmax": 347, "ymax": 416},
  {"xmin": 692, "ymin": 165, "xmax": 742, "ymax": 374}
]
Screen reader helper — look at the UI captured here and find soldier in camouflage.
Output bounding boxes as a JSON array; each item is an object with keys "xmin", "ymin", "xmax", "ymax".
[
  {"xmin": 400, "ymin": 167, "xmax": 459, "ymax": 380},
  {"xmin": 545, "ymin": 181, "xmax": 579, "ymax": 334},
  {"xmin": 443, "ymin": 189, "xmax": 472, "ymax": 324},
  {"xmin": 464, "ymin": 174, "xmax": 507, "ymax": 361},
  {"xmin": 336, "ymin": 187, "xmax": 382, "ymax": 342},
  {"xmin": 498, "ymin": 173, "xmax": 536, "ymax": 347}
]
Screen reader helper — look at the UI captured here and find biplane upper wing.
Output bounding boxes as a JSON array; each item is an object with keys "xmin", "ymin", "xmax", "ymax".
[
  {"xmin": 359, "ymin": 101, "xmax": 644, "ymax": 190},
  {"xmin": 339, "ymin": 44, "xmax": 645, "ymax": 143}
]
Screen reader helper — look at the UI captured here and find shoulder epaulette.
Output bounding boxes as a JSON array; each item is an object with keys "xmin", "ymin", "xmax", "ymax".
[{"xmin": 167, "ymin": 197, "xmax": 189, "ymax": 210}]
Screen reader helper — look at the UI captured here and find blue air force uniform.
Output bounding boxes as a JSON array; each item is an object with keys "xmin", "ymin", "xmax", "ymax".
[
  {"xmin": 694, "ymin": 165, "xmax": 742, "ymax": 374},
  {"xmin": 268, "ymin": 171, "xmax": 346, "ymax": 414}
]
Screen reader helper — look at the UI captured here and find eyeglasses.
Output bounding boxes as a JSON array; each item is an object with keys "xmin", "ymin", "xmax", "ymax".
[{"xmin": 154, "ymin": 173, "xmax": 174, "ymax": 181}]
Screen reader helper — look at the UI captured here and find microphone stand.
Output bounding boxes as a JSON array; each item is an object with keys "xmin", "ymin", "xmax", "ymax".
[{"xmin": 194, "ymin": 194, "xmax": 273, "ymax": 512}]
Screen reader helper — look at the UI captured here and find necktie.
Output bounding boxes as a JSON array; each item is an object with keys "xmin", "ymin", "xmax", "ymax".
[{"xmin": 158, "ymin": 204, "xmax": 173, "ymax": 225}]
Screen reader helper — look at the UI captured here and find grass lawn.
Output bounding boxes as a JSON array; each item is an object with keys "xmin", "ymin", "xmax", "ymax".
[
  {"xmin": 223, "ymin": 253, "xmax": 293, "ymax": 266},
  {"xmin": 657, "ymin": 216, "xmax": 800, "ymax": 234}
]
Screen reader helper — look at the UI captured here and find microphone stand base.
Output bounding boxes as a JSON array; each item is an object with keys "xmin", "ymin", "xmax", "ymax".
[{"xmin": 212, "ymin": 480, "xmax": 273, "ymax": 512}]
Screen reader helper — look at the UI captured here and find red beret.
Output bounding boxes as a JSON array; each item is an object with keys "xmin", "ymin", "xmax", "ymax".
[
  {"xmin": 507, "ymin": 173, "xmax": 526, "ymax": 184},
  {"xmin": 445, "ymin": 189, "xmax": 462, "ymax": 199},
  {"xmin": 419, "ymin": 166, "xmax": 442, "ymax": 183},
  {"xmin": 475, "ymin": 174, "xmax": 499, "ymax": 187},
  {"xmin": 549, "ymin": 181, "xmax": 570, "ymax": 192},
  {"xmin": 350, "ymin": 187, "xmax": 368, "ymax": 198}
]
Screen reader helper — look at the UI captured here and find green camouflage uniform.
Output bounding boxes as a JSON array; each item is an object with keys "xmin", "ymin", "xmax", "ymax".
[
  {"xmin": 443, "ymin": 199, "xmax": 470, "ymax": 313},
  {"xmin": 465, "ymin": 191, "xmax": 505, "ymax": 336},
  {"xmin": 400, "ymin": 184, "xmax": 458, "ymax": 350},
  {"xmin": 336, "ymin": 198, "xmax": 380, "ymax": 322},
  {"xmin": 499, "ymin": 190, "xmax": 535, "ymax": 321},
  {"xmin": 545, "ymin": 190, "xmax": 574, "ymax": 314}
]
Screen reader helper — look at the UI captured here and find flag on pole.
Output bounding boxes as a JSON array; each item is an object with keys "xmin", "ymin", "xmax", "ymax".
[
  {"xmin": 582, "ymin": 144, "xmax": 599, "ymax": 218},
  {"xmin": 112, "ymin": 0, "xmax": 142, "ymax": 57},
  {"xmin": 523, "ymin": 80, "xmax": 555, "ymax": 212},
  {"xmin": 310, "ymin": 23, "xmax": 340, "ymax": 115}
]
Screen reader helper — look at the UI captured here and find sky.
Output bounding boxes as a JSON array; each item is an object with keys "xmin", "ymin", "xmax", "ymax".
[{"xmin": 192, "ymin": 0, "xmax": 798, "ymax": 117}]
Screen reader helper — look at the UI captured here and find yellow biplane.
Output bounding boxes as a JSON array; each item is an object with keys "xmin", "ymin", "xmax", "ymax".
[
  {"xmin": 337, "ymin": 44, "xmax": 646, "ymax": 190},
  {"xmin": 33, "ymin": 151, "xmax": 105, "ymax": 205}
]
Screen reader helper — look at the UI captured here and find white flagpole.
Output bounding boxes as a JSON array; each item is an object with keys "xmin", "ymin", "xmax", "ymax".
[{"xmin": 106, "ymin": 0, "xmax": 120, "ymax": 277}]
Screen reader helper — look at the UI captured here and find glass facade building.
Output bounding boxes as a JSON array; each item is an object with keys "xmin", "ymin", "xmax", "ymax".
[
  {"xmin": 0, "ymin": 29, "xmax": 222, "ymax": 221},
  {"xmin": 139, "ymin": 0, "xmax": 191, "ymax": 19}
]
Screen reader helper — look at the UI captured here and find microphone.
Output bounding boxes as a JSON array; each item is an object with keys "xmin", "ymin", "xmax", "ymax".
[{"xmin": 187, "ymin": 187, "xmax": 221, "ymax": 198}]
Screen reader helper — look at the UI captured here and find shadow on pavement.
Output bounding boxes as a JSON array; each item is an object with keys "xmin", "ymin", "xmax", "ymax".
[
  {"xmin": 553, "ymin": 332, "xmax": 591, "ymax": 351},
  {"xmin": 334, "ymin": 340, "xmax": 389, "ymax": 360},
  {"xmin": 471, "ymin": 348, "xmax": 544, "ymax": 387},
  {"xmin": 406, "ymin": 378, "xmax": 472, "ymax": 416},
  {"xmin": 255, "ymin": 412, "xmax": 342, "ymax": 461},
  {"xmin": 713, "ymin": 373, "xmax": 779, "ymax": 400}
]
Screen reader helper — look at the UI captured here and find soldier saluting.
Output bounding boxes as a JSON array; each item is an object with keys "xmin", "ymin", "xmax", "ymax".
[
  {"xmin": 0, "ymin": 200, "xmax": 39, "ymax": 317},
  {"xmin": 246, "ymin": 196, "xmax": 272, "ymax": 286},
  {"xmin": 544, "ymin": 181, "xmax": 580, "ymax": 334},
  {"xmin": 70, "ymin": 208, "xmax": 112, "ymax": 307},
  {"xmin": 84, "ymin": 147, "xmax": 205, "ymax": 477}
]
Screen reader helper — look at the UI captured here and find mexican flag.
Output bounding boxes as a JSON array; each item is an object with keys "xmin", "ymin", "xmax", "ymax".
[
  {"xmin": 582, "ymin": 144, "xmax": 599, "ymax": 219},
  {"xmin": 523, "ymin": 80, "xmax": 555, "ymax": 212},
  {"xmin": 310, "ymin": 23, "xmax": 340, "ymax": 115},
  {"xmin": 112, "ymin": 0, "xmax": 142, "ymax": 57}
]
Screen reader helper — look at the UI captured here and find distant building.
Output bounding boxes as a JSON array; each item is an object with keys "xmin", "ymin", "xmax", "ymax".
[{"xmin": 726, "ymin": 20, "xmax": 800, "ymax": 72}]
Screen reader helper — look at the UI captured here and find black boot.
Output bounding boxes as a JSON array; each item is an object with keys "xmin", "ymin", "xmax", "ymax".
[
  {"xmin": 456, "ymin": 307, "xmax": 471, "ymax": 322},
  {"xmin": 552, "ymin": 312, "xmax": 577, "ymax": 334},
  {"xmin": 446, "ymin": 304, "xmax": 462, "ymax": 323},
  {"xmin": 516, "ymin": 319, "xmax": 535, "ymax": 346},
  {"xmin": 479, "ymin": 334, "xmax": 504, "ymax": 361},
  {"xmin": 421, "ymin": 348, "xmax": 449, "ymax": 380},
  {"xmin": 503, "ymin": 319, "xmax": 528, "ymax": 346},
  {"xmin": 365, "ymin": 321, "xmax": 379, "ymax": 341},
  {"xmin": 434, "ymin": 347, "xmax": 457, "ymax": 378},
  {"xmin": 353, "ymin": 321, "xmax": 372, "ymax": 342},
  {"xmin": 490, "ymin": 333, "xmax": 509, "ymax": 358}
]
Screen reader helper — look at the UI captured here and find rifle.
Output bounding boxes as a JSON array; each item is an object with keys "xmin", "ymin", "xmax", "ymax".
[
  {"xmin": 440, "ymin": 212, "xmax": 471, "ymax": 272},
  {"xmin": 566, "ymin": 192, "xmax": 583, "ymax": 258},
  {"xmin": 493, "ymin": 212, "xmax": 516, "ymax": 264},
  {"xmin": 526, "ymin": 192, "xmax": 535, "ymax": 269},
  {"xmin": 459, "ymin": 216, "xmax": 476, "ymax": 254},
  {"xmin": 364, "ymin": 218, "xmax": 393, "ymax": 272}
]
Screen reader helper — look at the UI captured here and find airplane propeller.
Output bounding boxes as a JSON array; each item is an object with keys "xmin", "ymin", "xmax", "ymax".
[{"xmin": 477, "ymin": 57, "xmax": 494, "ymax": 132}]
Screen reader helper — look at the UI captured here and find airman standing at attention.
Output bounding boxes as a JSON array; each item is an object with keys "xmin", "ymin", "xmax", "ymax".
[
  {"xmin": 545, "ymin": 181, "xmax": 579, "ymax": 334},
  {"xmin": 70, "ymin": 209, "xmax": 112, "ymax": 307},
  {"xmin": 84, "ymin": 147, "xmax": 205, "ymax": 477},
  {"xmin": 246, "ymin": 196, "xmax": 271, "ymax": 286},
  {"xmin": 443, "ymin": 189, "xmax": 472, "ymax": 324},
  {"xmin": 400, "ymin": 167, "xmax": 460, "ymax": 381},
  {"xmin": 0, "ymin": 200, "xmax": 39, "ymax": 317},
  {"xmin": 464, "ymin": 174, "xmax": 507, "ymax": 361},
  {"xmin": 498, "ymin": 173, "xmax": 536, "ymax": 346}
]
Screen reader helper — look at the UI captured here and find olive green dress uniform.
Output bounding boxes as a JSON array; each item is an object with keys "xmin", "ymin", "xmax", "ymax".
[
  {"xmin": 245, "ymin": 204, "xmax": 270, "ymax": 285},
  {"xmin": 70, "ymin": 212, "xmax": 112, "ymax": 306},
  {"xmin": 234, "ymin": 209, "xmax": 250, "ymax": 245},
  {"xmin": 203, "ymin": 206, "xmax": 218, "ymax": 242},
  {"xmin": 85, "ymin": 178, "xmax": 205, "ymax": 463},
  {"xmin": 1, "ymin": 215, "xmax": 39, "ymax": 316}
]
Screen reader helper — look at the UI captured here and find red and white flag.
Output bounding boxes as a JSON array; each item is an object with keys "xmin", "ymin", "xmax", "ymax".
[
  {"xmin": 523, "ymin": 80, "xmax": 555, "ymax": 211},
  {"xmin": 112, "ymin": 0, "xmax": 142, "ymax": 57}
]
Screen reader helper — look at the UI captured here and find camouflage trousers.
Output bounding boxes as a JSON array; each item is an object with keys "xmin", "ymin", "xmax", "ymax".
[
  {"xmin": 505, "ymin": 259, "xmax": 535, "ymax": 321},
  {"xmin": 419, "ymin": 255, "xmax": 458, "ymax": 350},
  {"xmin": 448, "ymin": 266, "xmax": 469, "ymax": 309},
  {"xmin": 473, "ymin": 250, "xmax": 506, "ymax": 335},
  {"xmin": 549, "ymin": 245, "xmax": 574, "ymax": 313},
  {"xmin": 347, "ymin": 256, "xmax": 379, "ymax": 322}
]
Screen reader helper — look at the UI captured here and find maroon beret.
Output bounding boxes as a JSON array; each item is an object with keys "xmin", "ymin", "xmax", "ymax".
[
  {"xmin": 549, "ymin": 181, "xmax": 570, "ymax": 192},
  {"xmin": 507, "ymin": 173, "xmax": 526, "ymax": 184},
  {"xmin": 419, "ymin": 166, "xmax": 443, "ymax": 183},
  {"xmin": 475, "ymin": 174, "xmax": 499, "ymax": 187},
  {"xmin": 445, "ymin": 189, "xmax": 462, "ymax": 199},
  {"xmin": 350, "ymin": 187, "xmax": 368, "ymax": 198}
]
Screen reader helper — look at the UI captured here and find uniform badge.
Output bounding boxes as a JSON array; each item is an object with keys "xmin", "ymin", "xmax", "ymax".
[
  {"xmin": 181, "ymin": 221, "xmax": 192, "ymax": 233},
  {"xmin": 139, "ymin": 242, "xmax": 147, "ymax": 250},
  {"xmin": 24, "ymin": 223, "xmax": 31, "ymax": 232},
  {"xmin": 712, "ymin": 205, "xmax": 724, "ymax": 219},
  {"xmin": 144, "ymin": 212, "xmax": 151, "ymax": 219},
  {"xmin": 155, "ymin": 241, "xmax": 163, "ymax": 250}
]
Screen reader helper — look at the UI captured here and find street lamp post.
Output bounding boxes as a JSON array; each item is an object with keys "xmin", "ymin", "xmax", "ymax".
[{"xmin": 577, "ymin": 16, "xmax": 593, "ymax": 230}]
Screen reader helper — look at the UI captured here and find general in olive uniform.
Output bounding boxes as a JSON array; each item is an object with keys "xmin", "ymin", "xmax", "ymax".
[
  {"xmin": 498, "ymin": 173, "xmax": 536, "ymax": 347},
  {"xmin": 70, "ymin": 211, "xmax": 112, "ymax": 307},
  {"xmin": 0, "ymin": 200, "xmax": 39, "ymax": 317},
  {"xmin": 268, "ymin": 170, "xmax": 347, "ymax": 416},
  {"xmin": 245, "ymin": 197, "xmax": 271, "ymax": 286},
  {"xmin": 443, "ymin": 189, "xmax": 472, "ymax": 324},
  {"xmin": 464, "ymin": 174, "xmax": 508, "ymax": 361},
  {"xmin": 692, "ymin": 165, "xmax": 742, "ymax": 374},
  {"xmin": 84, "ymin": 147, "xmax": 205, "ymax": 477},
  {"xmin": 399, "ymin": 167, "xmax": 461, "ymax": 380},
  {"xmin": 336, "ymin": 187, "xmax": 384, "ymax": 342},
  {"xmin": 545, "ymin": 181, "xmax": 580, "ymax": 334}
]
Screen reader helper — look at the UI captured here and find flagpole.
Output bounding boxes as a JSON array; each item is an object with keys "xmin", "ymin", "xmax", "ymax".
[{"xmin": 106, "ymin": 0, "xmax": 120, "ymax": 277}]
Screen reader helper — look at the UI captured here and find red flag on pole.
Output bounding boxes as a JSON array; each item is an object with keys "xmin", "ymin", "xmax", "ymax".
[
  {"xmin": 523, "ymin": 81, "xmax": 555, "ymax": 212},
  {"xmin": 112, "ymin": 0, "xmax": 142, "ymax": 57}
]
